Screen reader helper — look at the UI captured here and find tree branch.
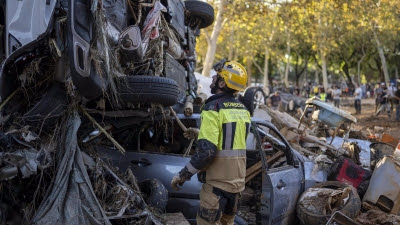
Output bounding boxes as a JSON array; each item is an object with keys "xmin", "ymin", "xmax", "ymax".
[
  {"xmin": 253, "ymin": 60, "xmax": 264, "ymax": 74},
  {"xmin": 204, "ymin": 30, "xmax": 211, "ymax": 44}
]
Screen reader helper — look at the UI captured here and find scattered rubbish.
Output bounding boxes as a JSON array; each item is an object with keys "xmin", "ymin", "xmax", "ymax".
[
  {"xmin": 297, "ymin": 181, "xmax": 361, "ymax": 225},
  {"xmin": 245, "ymin": 151, "xmax": 284, "ymax": 183},
  {"xmin": 234, "ymin": 215, "xmax": 249, "ymax": 225},
  {"xmin": 328, "ymin": 156, "xmax": 371, "ymax": 198},
  {"xmin": 298, "ymin": 97, "xmax": 356, "ymax": 144},
  {"xmin": 355, "ymin": 209, "xmax": 400, "ymax": 225},
  {"xmin": 0, "ymin": 0, "xmax": 217, "ymax": 223},
  {"xmin": 395, "ymin": 143, "xmax": 400, "ymax": 158},
  {"xmin": 326, "ymin": 211, "xmax": 360, "ymax": 225},
  {"xmin": 30, "ymin": 113, "xmax": 162, "ymax": 225},
  {"xmin": 370, "ymin": 142, "xmax": 395, "ymax": 170},
  {"xmin": 363, "ymin": 156, "xmax": 400, "ymax": 215},
  {"xmin": 348, "ymin": 130, "xmax": 368, "ymax": 140},
  {"xmin": 327, "ymin": 137, "xmax": 371, "ymax": 169},
  {"xmin": 374, "ymin": 126, "xmax": 385, "ymax": 133},
  {"xmin": 304, "ymin": 155, "xmax": 333, "ymax": 186},
  {"xmin": 380, "ymin": 133, "xmax": 400, "ymax": 148}
]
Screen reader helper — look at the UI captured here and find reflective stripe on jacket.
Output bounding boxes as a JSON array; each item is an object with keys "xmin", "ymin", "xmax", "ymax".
[{"xmin": 191, "ymin": 93, "xmax": 251, "ymax": 193}]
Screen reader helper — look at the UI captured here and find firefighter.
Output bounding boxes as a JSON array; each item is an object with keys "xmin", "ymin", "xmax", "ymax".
[{"xmin": 171, "ymin": 59, "xmax": 251, "ymax": 225}]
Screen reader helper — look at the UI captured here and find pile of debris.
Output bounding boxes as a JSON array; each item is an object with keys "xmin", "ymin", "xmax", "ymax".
[
  {"xmin": 0, "ymin": 108, "xmax": 163, "ymax": 225},
  {"xmin": 257, "ymin": 97, "xmax": 400, "ymax": 225},
  {"xmin": 0, "ymin": 0, "xmax": 204, "ymax": 224}
]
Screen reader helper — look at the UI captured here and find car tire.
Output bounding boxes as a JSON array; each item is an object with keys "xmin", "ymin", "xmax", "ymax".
[
  {"xmin": 297, "ymin": 181, "xmax": 361, "ymax": 225},
  {"xmin": 118, "ymin": 76, "xmax": 180, "ymax": 106},
  {"xmin": 243, "ymin": 87, "xmax": 266, "ymax": 115},
  {"xmin": 138, "ymin": 179, "xmax": 168, "ymax": 212},
  {"xmin": 23, "ymin": 82, "xmax": 67, "ymax": 127},
  {"xmin": 184, "ymin": 0, "xmax": 214, "ymax": 29}
]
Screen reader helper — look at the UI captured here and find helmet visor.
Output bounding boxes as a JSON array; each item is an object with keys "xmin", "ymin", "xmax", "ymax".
[{"xmin": 213, "ymin": 59, "xmax": 228, "ymax": 72}]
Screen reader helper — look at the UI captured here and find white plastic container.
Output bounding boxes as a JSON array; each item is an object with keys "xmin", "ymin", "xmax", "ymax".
[
  {"xmin": 363, "ymin": 156, "xmax": 400, "ymax": 215},
  {"xmin": 393, "ymin": 142, "xmax": 400, "ymax": 158}
]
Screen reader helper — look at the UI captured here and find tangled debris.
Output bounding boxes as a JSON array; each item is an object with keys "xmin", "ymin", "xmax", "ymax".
[
  {"xmin": 254, "ymin": 99, "xmax": 400, "ymax": 224},
  {"xmin": 0, "ymin": 1, "xmax": 181, "ymax": 224},
  {"xmin": 355, "ymin": 209, "xmax": 400, "ymax": 225},
  {"xmin": 0, "ymin": 109, "xmax": 162, "ymax": 225}
]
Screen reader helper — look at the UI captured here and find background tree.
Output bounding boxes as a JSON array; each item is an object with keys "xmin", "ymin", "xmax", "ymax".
[{"xmin": 196, "ymin": 0, "xmax": 400, "ymax": 89}]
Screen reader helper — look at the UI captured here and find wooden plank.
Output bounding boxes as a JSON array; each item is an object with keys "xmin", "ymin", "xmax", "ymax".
[{"xmin": 245, "ymin": 151, "xmax": 284, "ymax": 183}]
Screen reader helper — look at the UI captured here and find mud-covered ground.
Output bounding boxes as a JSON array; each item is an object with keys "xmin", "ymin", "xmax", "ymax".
[{"xmin": 340, "ymin": 97, "xmax": 400, "ymax": 140}]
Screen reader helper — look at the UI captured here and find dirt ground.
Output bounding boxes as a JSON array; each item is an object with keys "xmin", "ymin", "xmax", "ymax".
[{"xmin": 340, "ymin": 97, "xmax": 400, "ymax": 140}]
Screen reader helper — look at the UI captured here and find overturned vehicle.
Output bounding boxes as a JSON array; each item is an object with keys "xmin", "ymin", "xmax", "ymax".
[{"xmin": 0, "ymin": 0, "xmax": 214, "ymax": 224}]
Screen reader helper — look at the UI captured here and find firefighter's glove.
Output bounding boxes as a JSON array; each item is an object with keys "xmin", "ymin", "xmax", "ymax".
[
  {"xmin": 183, "ymin": 128, "xmax": 199, "ymax": 140},
  {"xmin": 171, "ymin": 174, "xmax": 186, "ymax": 191},
  {"xmin": 171, "ymin": 167, "xmax": 194, "ymax": 191}
]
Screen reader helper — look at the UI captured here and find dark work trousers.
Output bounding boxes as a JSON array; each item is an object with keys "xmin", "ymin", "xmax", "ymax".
[
  {"xmin": 197, "ymin": 183, "xmax": 240, "ymax": 225},
  {"xmin": 355, "ymin": 99, "xmax": 361, "ymax": 114}
]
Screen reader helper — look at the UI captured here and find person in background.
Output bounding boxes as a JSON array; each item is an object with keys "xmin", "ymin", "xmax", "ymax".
[
  {"xmin": 376, "ymin": 84, "xmax": 391, "ymax": 118},
  {"xmin": 332, "ymin": 85, "xmax": 341, "ymax": 108},
  {"xmin": 320, "ymin": 88, "xmax": 327, "ymax": 102},
  {"xmin": 171, "ymin": 59, "xmax": 251, "ymax": 225},
  {"xmin": 354, "ymin": 83, "xmax": 362, "ymax": 114},
  {"xmin": 313, "ymin": 85, "xmax": 319, "ymax": 97},
  {"xmin": 267, "ymin": 91, "xmax": 282, "ymax": 110},
  {"xmin": 375, "ymin": 83, "xmax": 384, "ymax": 113},
  {"xmin": 326, "ymin": 86, "xmax": 333, "ymax": 103},
  {"xmin": 393, "ymin": 81, "xmax": 400, "ymax": 122},
  {"xmin": 388, "ymin": 82, "xmax": 397, "ymax": 111},
  {"xmin": 304, "ymin": 82, "xmax": 311, "ymax": 98},
  {"xmin": 361, "ymin": 84, "xmax": 367, "ymax": 99}
]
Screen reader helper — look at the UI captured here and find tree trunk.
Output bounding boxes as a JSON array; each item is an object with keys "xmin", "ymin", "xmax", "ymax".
[
  {"xmin": 263, "ymin": 48, "xmax": 270, "ymax": 93},
  {"xmin": 315, "ymin": 69, "xmax": 319, "ymax": 84},
  {"xmin": 303, "ymin": 70, "xmax": 308, "ymax": 85},
  {"xmin": 284, "ymin": 36, "xmax": 291, "ymax": 88},
  {"xmin": 373, "ymin": 29, "xmax": 390, "ymax": 84},
  {"xmin": 268, "ymin": 57, "xmax": 273, "ymax": 88},
  {"xmin": 201, "ymin": 0, "xmax": 227, "ymax": 77},
  {"xmin": 228, "ymin": 27, "xmax": 234, "ymax": 60},
  {"xmin": 321, "ymin": 52, "xmax": 328, "ymax": 91},
  {"xmin": 342, "ymin": 61, "xmax": 354, "ymax": 90},
  {"xmin": 395, "ymin": 66, "xmax": 399, "ymax": 80},
  {"xmin": 246, "ymin": 59, "xmax": 253, "ymax": 86},
  {"xmin": 295, "ymin": 56, "xmax": 308, "ymax": 87},
  {"xmin": 357, "ymin": 53, "xmax": 366, "ymax": 85}
]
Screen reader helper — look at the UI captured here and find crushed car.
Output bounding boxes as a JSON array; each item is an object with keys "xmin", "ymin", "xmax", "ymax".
[
  {"xmin": 0, "ymin": 0, "xmax": 215, "ymax": 224},
  {"xmin": 98, "ymin": 117, "xmax": 309, "ymax": 224}
]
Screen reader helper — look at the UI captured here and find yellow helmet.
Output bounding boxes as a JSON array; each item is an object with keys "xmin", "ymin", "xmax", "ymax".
[{"xmin": 213, "ymin": 59, "xmax": 248, "ymax": 92}]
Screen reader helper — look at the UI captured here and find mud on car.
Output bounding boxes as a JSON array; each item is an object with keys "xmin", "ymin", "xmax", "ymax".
[
  {"xmin": 0, "ymin": 0, "xmax": 214, "ymax": 122},
  {"xmin": 0, "ymin": 0, "xmax": 215, "ymax": 164},
  {"xmin": 98, "ymin": 117, "xmax": 310, "ymax": 224},
  {"xmin": 0, "ymin": 0, "xmax": 213, "ymax": 222}
]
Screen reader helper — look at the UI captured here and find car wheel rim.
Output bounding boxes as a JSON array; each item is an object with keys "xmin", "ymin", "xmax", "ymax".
[{"xmin": 253, "ymin": 91, "xmax": 265, "ymax": 108}]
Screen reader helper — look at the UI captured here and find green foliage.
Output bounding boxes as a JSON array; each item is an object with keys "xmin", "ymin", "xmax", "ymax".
[{"xmin": 196, "ymin": 0, "xmax": 400, "ymax": 85}]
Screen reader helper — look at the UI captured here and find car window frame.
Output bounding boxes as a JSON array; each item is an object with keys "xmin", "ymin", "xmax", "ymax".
[{"xmin": 250, "ymin": 119, "xmax": 298, "ymax": 170}]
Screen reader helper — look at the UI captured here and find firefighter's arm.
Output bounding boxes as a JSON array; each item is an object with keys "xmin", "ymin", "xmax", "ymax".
[{"xmin": 179, "ymin": 110, "xmax": 219, "ymax": 179}]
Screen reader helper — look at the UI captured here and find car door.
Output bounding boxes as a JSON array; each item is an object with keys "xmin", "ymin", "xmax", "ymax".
[
  {"xmin": 97, "ymin": 146, "xmax": 202, "ymax": 222},
  {"xmin": 252, "ymin": 120, "xmax": 304, "ymax": 225}
]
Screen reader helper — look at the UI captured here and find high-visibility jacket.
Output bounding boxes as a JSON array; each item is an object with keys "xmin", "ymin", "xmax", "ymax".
[
  {"xmin": 183, "ymin": 93, "xmax": 251, "ymax": 193},
  {"xmin": 320, "ymin": 92, "xmax": 326, "ymax": 101}
]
